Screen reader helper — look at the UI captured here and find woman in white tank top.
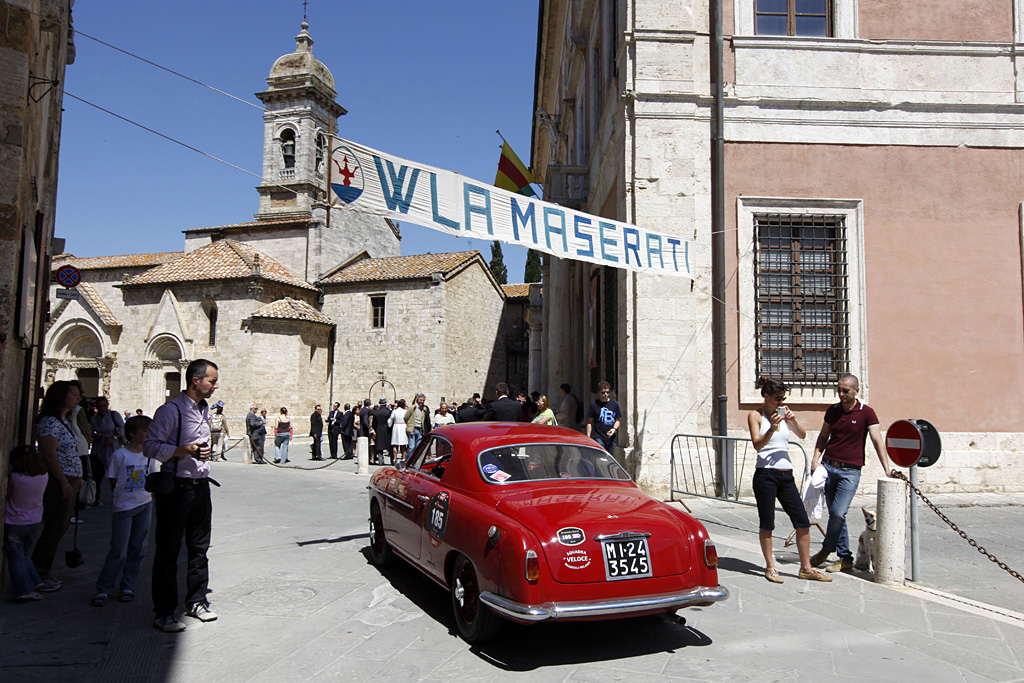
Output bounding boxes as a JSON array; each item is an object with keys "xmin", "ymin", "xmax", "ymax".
[{"xmin": 747, "ymin": 377, "xmax": 831, "ymax": 584}]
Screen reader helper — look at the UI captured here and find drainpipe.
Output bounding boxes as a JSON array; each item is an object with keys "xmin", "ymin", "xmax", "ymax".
[
  {"xmin": 712, "ymin": 0, "xmax": 726, "ymax": 434},
  {"xmin": 711, "ymin": 0, "xmax": 731, "ymax": 490}
]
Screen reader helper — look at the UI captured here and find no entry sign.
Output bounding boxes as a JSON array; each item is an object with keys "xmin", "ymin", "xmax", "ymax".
[
  {"xmin": 56, "ymin": 265, "xmax": 81, "ymax": 288},
  {"xmin": 886, "ymin": 420, "xmax": 923, "ymax": 468}
]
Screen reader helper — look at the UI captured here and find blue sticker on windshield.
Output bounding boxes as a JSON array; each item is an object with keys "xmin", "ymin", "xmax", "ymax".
[{"xmin": 483, "ymin": 463, "xmax": 498, "ymax": 474}]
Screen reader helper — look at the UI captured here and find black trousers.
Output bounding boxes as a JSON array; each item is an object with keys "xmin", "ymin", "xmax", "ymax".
[
  {"xmin": 752, "ymin": 468, "xmax": 810, "ymax": 532},
  {"xmin": 341, "ymin": 433, "xmax": 353, "ymax": 458},
  {"xmin": 328, "ymin": 430, "xmax": 339, "ymax": 457},
  {"xmin": 32, "ymin": 474, "xmax": 78, "ymax": 578},
  {"xmin": 250, "ymin": 434, "xmax": 265, "ymax": 461},
  {"xmin": 152, "ymin": 478, "xmax": 211, "ymax": 617},
  {"xmin": 311, "ymin": 435, "xmax": 322, "ymax": 459}
]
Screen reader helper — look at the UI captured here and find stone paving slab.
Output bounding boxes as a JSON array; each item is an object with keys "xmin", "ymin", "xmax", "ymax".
[{"xmin": 2, "ymin": 462, "xmax": 1022, "ymax": 682}]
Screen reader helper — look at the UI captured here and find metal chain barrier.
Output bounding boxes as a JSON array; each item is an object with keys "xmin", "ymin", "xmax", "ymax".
[
  {"xmin": 890, "ymin": 470, "xmax": 1024, "ymax": 584},
  {"xmin": 243, "ymin": 436, "xmax": 353, "ymax": 471}
]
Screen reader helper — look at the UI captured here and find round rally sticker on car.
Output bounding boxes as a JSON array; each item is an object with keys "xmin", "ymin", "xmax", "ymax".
[
  {"xmin": 557, "ymin": 527, "xmax": 585, "ymax": 546},
  {"xmin": 482, "ymin": 463, "xmax": 498, "ymax": 474}
]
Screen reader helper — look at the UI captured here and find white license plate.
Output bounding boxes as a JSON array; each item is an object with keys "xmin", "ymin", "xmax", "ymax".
[{"xmin": 601, "ymin": 537, "xmax": 653, "ymax": 581}]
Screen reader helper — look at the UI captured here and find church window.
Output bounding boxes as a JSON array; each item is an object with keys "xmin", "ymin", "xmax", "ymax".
[
  {"xmin": 371, "ymin": 296, "xmax": 386, "ymax": 329},
  {"xmin": 280, "ymin": 128, "xmax": 296, "ymax": 169},
  {"xmin": 755, "ymin": 0, "xmax": 831, "ymax": 37},
  {"xmin": 203, "ymin": 300, "xmax": 218, "ymax": 347}
]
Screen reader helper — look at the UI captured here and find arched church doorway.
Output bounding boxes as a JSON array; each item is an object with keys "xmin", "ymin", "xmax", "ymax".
[
  {"xmin": 45, "ymin": 322, "xmax": 109, "ymax": 397},
  {"xmin": 144, "ymin": 334, "xmax": 185, "ymax": 411}
]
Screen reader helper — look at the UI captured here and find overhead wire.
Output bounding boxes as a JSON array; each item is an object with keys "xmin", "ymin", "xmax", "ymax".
[{"xmin": 74, "ymin": 29, "xmax": 266, "ymax": 111}]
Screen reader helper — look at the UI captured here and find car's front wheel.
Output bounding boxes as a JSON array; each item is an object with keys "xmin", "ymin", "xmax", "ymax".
[
  {"xmin": 450, "ymin": 554, "xmax": 502, "ymax": 643},
  {"xmin": 368, "ymin": 500, "xmax": 395, "ymax": 567}
]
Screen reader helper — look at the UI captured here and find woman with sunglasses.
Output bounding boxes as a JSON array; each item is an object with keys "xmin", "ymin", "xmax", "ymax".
[{"xmin": 747, "ymin": 376, "xmax": 831, "ymax": 584}]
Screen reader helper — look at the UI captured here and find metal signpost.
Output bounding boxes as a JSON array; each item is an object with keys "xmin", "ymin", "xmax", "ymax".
[{"xmin": 886, "ymin": 419, "xmax": 941, "ymax": 582}]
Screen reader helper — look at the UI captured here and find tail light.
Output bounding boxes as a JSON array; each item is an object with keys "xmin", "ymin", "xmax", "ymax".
[
  {"xmin": 704, "ymin": 539, "xmax": 719, "ymax": 568},
  {"xmin": 525, "ymin": 550, "xmax": 540, "ymax": 582}
]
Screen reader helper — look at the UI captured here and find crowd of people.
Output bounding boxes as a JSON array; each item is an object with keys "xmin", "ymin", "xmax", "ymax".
[{"xmin": 236, "ymin": 381, "xmax": 625, "ymax": 467}]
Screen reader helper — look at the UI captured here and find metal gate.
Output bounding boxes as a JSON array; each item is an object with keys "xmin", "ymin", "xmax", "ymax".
[{"xmin": 669, "ymin": 433, "xmax": 809, "ymax": 506}]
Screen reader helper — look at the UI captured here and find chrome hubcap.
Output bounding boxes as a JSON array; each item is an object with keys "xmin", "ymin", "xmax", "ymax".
[{"xmin": 454, "ymin": 578, "xmax": 465, "ymax": 605}]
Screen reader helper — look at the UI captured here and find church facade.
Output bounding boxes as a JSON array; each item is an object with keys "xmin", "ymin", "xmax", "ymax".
[{"xmin": 46, "ymin": 24, "xmax": 510, "ymax": 434}]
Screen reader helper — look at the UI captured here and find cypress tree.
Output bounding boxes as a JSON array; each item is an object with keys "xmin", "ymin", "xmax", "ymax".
[
  {"xmin": 524, "ymin": 249, "xmax": 541, "ymax": 283},
  {"xmin": 489, "ymin": 241, "xmax": 508, "ymax": 284}
]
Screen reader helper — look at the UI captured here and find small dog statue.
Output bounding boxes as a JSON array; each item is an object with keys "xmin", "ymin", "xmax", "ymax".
[{"xmin": 854, "ymin": 508, "xmax": 878, "ymax": 572}]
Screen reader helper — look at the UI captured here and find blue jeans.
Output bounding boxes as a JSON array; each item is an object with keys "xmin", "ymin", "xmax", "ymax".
[
  {"xmin": 592, "ymin": 433, "xmax": 615, "ymax": 453},
  {"xmin": 4, "ymin": 522, "xmax": 43, "ymax": 596},
  {"xmin": 822, "ymin": 463, "xmax": 862, "ymax": 561},
  {"xmin": 408, "ymin": 428, "xmax": 423, "ymax": 455},
  {"xmin": 275, "ymin": 434, "xmax": 291, "ymax": 462},
  {"xmin": 96, "ymin": 501, "xmax": 153, "ymax": 595}
]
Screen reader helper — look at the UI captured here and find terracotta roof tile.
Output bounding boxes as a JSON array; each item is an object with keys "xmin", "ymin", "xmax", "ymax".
[
  {"xmin": 183, "ymin": 217, "xmax": 311, "ymax": 234},
  {"xmin": 52, "ymin": 251, "xmax": 184, "ymax": 271},
  {"xmin": 77, "ymin": 282, "xmax": 120, "ymax": 327},
  {"xmin": 319, "ymin": 251, "xmax": 479, "ymax": 285},
  {"xmin": 501, "ymin": 283, "xmax": 533, "ymax": 299},
  {"xmin": 121, "ymin": 239, "xmax": 316, "ymax": 291},
  {"xmin": 251, "ymin": 298, "xmax": 333, "ymax": 325}
]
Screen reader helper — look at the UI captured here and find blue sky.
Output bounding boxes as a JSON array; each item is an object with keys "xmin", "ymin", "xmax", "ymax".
[{"xmin": 56, "ymin": 0, "xmax": 539, "ymax": 281}]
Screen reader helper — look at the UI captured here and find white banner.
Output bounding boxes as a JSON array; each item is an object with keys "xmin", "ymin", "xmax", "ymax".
[{"xmin": 328, "ymin": 138, "xmax": 694, "ymax": 279}]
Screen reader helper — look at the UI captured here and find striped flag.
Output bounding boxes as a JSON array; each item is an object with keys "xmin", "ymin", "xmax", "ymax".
[{"xmin": 495, "ymin": 141, "xmax": 537, "ymax": 197}]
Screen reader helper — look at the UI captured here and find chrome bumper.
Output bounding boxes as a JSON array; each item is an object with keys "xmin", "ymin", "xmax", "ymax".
[{"xmin": 479, "ymin": 584, "xmax": 729, "ymax": 622}]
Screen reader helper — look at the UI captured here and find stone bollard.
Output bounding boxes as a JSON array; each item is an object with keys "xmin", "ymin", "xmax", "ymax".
[
  {"xmin": 874, "ymin": 477, "xmax": 906, "ymax": 586},
  {"xmin": 243, "ymin": 437, "xmax": 253, "ymax": 465},
  {"xmin": 356, "ymin": 436, "xmax": 369, "ymax": 475}
]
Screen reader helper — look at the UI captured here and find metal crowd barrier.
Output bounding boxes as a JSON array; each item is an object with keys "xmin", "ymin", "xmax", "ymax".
[{"xmin": 669, "ymin": 433, "xmax": 810, "ymax": 507}]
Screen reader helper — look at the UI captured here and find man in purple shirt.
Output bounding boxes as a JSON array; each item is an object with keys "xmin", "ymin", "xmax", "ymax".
[{"xmin": 144, "ymin": 359, "xmax": 219, "ymax": 632}]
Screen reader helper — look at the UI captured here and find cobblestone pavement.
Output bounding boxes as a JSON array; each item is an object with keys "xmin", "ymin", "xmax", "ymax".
[{"xmin": 2, "ymin": 461, "xmax": 1021, "ymax": 682}]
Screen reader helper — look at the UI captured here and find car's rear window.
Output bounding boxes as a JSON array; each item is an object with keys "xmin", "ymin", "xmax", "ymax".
[{"xmin": 477, "ymin": 443, "xmax": 631, "ymax": 484}]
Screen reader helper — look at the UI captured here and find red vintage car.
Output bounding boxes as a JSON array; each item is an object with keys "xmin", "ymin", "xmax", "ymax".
[{"xmin": 367, "ymin": 422, "xmax": 728, "ymax": 642}]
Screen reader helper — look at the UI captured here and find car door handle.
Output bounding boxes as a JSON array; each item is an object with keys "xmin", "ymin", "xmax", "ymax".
[{"xmin": 417, "ymin": 495, "xmax": 431, "ymax": 501}]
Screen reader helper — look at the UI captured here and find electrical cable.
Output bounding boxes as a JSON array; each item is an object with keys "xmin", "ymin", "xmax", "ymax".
[
  {"xmin": 64, "ymin": 91, "xmax": 300, "ymax": 198},
  {"xmin": 74, "ymin": 29, "xmax": 266, "ymax": 110}
]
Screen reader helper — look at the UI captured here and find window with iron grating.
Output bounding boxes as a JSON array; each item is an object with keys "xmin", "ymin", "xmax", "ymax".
[{"xmin": 753, "ymin": 213, "xmax": 849, "ymax": 386}]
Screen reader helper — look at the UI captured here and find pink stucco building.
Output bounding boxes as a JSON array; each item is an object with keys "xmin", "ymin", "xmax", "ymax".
[{"xmin": 532, "ymin": 0, "xmax": 1024, "ymax": 493}]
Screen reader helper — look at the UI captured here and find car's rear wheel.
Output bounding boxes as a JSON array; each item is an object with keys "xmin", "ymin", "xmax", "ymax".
[
  {"xmin": 450, "ymin": 554, "xmax": 502, "ymax": 643},
  {"xmin": 368, "ymin": 501, "xmax": 395, "ymax": 567}
]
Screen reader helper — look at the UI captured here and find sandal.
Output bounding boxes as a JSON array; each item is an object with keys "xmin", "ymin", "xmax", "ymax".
[
  {"xmin": 798, "ymin": 568, "xmax": 834, "ymax": 582},
  {"xmin": 91, "ymin": 593, "xmax": 108, "ymax": 606},
  {"xmin": 119, "ymin": 590, "xmax": 134, "ymax": 602},
  {"xmin": 764, "ymin": 568, "xmax": 784, "ymax": 584}
]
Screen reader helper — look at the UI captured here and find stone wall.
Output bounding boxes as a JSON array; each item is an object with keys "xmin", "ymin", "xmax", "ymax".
[
  {"xmin": 322, "ymin": 278, "xmax": 445, "ymax": 406},
  {"xmin": 321, "ymin": 261, "xmax": 506, "ymax": 410},
  {"xmin": 441, "ymin": 260, "xmax": 506, "ymax": 402}
]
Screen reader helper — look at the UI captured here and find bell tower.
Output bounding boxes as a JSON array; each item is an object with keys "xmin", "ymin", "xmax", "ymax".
[{"xmin": 254, "ymin": 23, "xmax": 346, "ymax": 219}]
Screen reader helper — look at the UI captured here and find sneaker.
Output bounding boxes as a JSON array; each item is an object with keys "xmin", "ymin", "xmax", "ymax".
[
  {"xmin": 69, "ymin": 516, "xmax": 83, "ymax": 524},
  {"xmin": 153, "ymin": 615, "xmax": 186, "ymax": 632},
  {"xmin": 186, "ymin": 602, "xmax": 218, "ymax": 622},
  {"xmin": 809, "ymin": 549, "xmax": 829, "ymax": 568},
  {"xmin": 798, "ymin": 568, "xmax": 834, "ymax": 582},
  {"xmin": 91, "ymin": 593, "xmax": 108, "ymax": 606},
  {"xmin": 826, "ymin": 559, "xmax": 854, "ymax": 573},
  {"xmin": 38, "ymin": 578, "xmax": 63, "ymax": 593},
  {"xmin": 119, "ymin": 590, "xmax": 134, "ymax": 602},
  {"xmin": 15, "ymin": 592, "xmax": 44, "ymax": 602}
]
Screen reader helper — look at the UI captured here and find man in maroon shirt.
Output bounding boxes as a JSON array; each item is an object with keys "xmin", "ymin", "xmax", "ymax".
[{"xmin": 809, "ymin": 374, "xmax": 892, "ymax": 573}]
